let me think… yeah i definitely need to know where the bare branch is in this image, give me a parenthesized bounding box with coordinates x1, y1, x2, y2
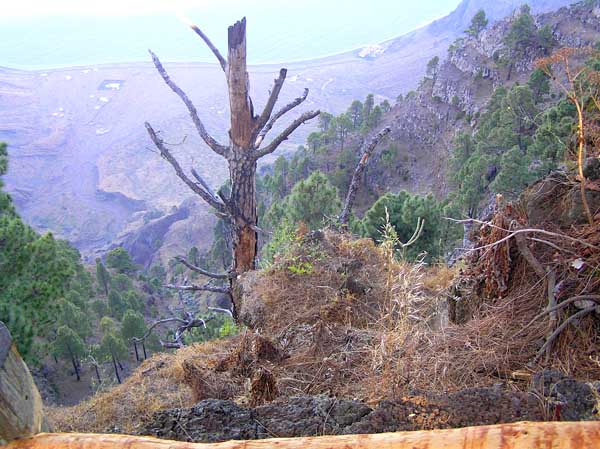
(148, 50, 229, 157)
(255, 110, 321, 159)
(145, 123, 227, 213)
(208, 306, 234, 318)
(190, 168, 222, 205)
(444, 217, 600, 251)
(175, 256, 233, 279)
(164, 282, 230, 294)
(340, 127, 391, 225)
(253, 68, 287, 139)
(515, 295, 600, 337)
(255, 88, 310, 148)
(132, 317, 187, 343)
(187, 24, 227, 71)
(533, 305, 596, 362)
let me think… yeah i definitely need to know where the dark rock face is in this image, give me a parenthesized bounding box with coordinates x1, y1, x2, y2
(143, 397, 372, 442)
(142, 373, 598, 444)
(146, 400, 257, 443)
(532, 370, 600, 421)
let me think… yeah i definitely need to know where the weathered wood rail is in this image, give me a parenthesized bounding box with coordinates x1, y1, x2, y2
(0, 323, 47, 445)
(4, 422, 600, 449)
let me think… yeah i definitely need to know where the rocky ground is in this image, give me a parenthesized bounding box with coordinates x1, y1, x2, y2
(142, 371, 599, 443)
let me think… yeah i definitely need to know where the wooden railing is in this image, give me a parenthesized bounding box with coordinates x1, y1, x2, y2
(4, 422, 600, 449)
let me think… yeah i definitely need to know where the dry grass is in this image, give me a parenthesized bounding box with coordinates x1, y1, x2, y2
(50, 208, 599, 433)
(48, 340, 235, 433)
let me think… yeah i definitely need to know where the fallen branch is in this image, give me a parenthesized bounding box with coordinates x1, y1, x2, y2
(445, 218, 600, 251)
(208, 306, 234, 318)
(533, 305, 597, 362)
(516, 295, 600, 337)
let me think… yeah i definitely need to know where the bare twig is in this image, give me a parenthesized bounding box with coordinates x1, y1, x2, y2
(188, 23, 227, 71)
(208, 306, 234, 318)
(132, 317, 187, 344)
(516, 295, 600, 337)
(190, 168, 220, 204)
(148, 50, 229, 157)
(340, 127, 391, 225)
(445, 217, 600, 251)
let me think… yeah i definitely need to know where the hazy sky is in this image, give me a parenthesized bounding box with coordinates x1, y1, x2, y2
(0, 0, 460, 68)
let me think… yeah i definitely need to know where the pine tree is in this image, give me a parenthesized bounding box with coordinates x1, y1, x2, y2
(465, 9, 488, 37)
(95, 258, 111, 296)
(105, 247, 136, 274)
(108, 289, 127, 320)
(360, 191, 444, 261)
(57, 298, 91, 339)
(121, 309, 146, 362)
(265, 172, 341, 231)
(99, 331, 128, 384)
(347, 100, 364, 129)
(54, 325, 86, 381)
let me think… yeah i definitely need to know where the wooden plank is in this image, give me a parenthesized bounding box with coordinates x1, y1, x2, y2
(0, 322, 47, 444)
(4, 421, 600, 449)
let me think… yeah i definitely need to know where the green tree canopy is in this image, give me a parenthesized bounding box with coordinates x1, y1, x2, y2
(265, 171, 341, 231)
(95, 258, 111, 296)
(466, 9, 488, 37)
(121, 309, 146, 341)
(105, 247, 136, 274)
(53, 325, 86, 381)
(359, 191, 445, 261)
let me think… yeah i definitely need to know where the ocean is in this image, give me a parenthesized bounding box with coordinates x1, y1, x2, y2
(0, 0, 458, 70)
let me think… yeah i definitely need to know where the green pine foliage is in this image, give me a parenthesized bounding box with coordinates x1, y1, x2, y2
(264, 171, 341, 231)
(449, 75, 576, 216)
(105, 247, 136, 274)
(359, 191, 445, 261)
(465, 9, 488, 37)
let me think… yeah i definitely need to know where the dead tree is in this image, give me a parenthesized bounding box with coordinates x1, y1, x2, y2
(145, 18, 319, 317)
(339, 127, 391, 225)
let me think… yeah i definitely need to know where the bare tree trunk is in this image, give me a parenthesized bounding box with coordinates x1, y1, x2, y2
(133, 342, 140, 362)
(340, 127, 391, 225)
(111, 353, 121, 384)
(93, 364, 101, 383)
(66, 344, 80, 382)
(146, 17, 319, 324)
(142, 342, 147, 360)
